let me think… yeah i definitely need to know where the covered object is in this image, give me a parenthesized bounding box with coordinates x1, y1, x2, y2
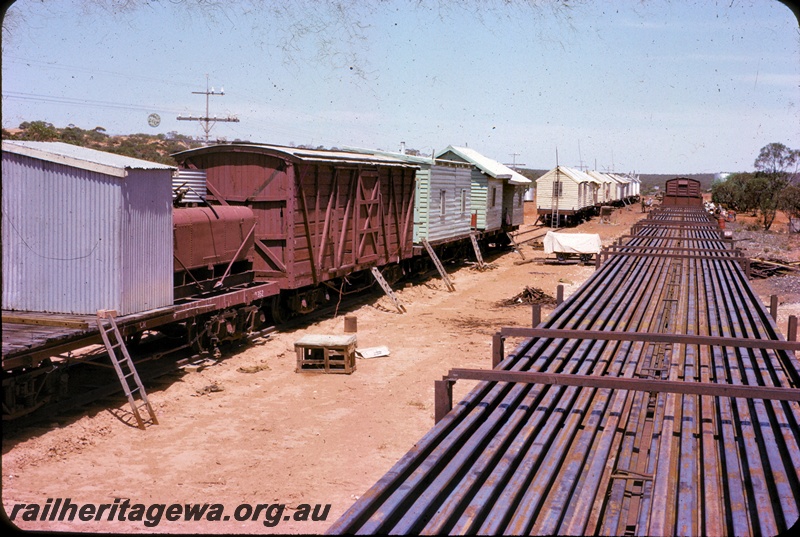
(172, 143, 418, 289)
(543, 231, 602, 255)
(2, 141, 175, 315)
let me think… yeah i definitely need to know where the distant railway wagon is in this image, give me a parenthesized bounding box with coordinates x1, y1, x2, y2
(435, 146, 530, 236)
(662, 177, 703, 206)
(172, 143, 418, 317)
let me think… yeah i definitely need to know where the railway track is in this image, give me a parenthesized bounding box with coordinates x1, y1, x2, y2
(328, 206, 800, 536)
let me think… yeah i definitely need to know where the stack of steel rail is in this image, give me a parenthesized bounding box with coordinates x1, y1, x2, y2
(328, 206, 800, 536)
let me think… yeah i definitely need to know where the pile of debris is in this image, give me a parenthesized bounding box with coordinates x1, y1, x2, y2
(749, 258, 800, 279)
(497, 286, 557, 307)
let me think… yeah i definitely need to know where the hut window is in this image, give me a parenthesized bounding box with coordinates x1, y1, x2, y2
(554, 180, 563, 198)
(440, 190, 446, 216)
(461, 189, 467, 215)
(491, 186, 497, 207)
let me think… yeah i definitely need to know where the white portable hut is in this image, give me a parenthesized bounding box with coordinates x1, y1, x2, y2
(587, 170, 619, 205)
(607, 173, 631, 202)
(535, 166, 600, 220)
(435, 146, 531, 231)
(2, 141, 175, 315)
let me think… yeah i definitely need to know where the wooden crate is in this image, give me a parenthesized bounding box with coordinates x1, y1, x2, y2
(295, 334, 357, 374)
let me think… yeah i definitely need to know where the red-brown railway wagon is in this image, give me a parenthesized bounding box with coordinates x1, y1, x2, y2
(173, 144, 418, 292)
(662, 177, 703, 206)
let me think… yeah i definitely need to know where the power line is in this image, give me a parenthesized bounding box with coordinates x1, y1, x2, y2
(3, 91, 185, 115)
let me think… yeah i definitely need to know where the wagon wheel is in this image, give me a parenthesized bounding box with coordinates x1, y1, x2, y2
(270, 295, 288, 325)
(124, 331, 143, 348)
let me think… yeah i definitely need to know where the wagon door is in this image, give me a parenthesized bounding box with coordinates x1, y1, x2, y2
(355, 170, 382, 264)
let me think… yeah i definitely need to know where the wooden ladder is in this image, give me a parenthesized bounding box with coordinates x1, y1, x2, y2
(551, 169, 561, 229)
(96, 310, 158, 429)
(506, 232, 525, 260)
(421, 239, 455, 292)
(370, 267, 407, 313)
(469, 232, 486, 268)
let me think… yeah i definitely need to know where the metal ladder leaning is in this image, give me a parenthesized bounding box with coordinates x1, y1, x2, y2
(421, 239, 456, 291)
(469, 232, 487, 269)
(96, 310, 158, 429)
(370, 267, 407, 313)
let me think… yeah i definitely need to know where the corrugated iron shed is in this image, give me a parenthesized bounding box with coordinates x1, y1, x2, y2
(2, 141, 175, 315)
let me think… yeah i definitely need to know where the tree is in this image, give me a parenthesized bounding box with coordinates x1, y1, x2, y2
(18, 120, 59, 141)
(754, 142, 800, 178)
(747, 142, 799, 230)
(749, 173, 787, 231)
(779, 184, 800, 232)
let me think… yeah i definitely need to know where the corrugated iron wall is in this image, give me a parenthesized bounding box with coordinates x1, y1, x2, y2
(120, 171, 174, 313)
(328, 206, 800, 536)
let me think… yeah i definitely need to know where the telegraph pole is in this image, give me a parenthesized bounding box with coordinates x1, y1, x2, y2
(177, 74, 239, 144)
(504, 153, 525, 170)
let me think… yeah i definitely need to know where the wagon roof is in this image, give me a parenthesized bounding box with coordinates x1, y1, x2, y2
(172, 143, 419, 169)
(435, 145, 531, 185)
(340, 146, 473, 168)
(2, 140, 175, 178)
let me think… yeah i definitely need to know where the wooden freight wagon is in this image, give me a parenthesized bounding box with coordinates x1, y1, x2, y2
(173, 144, 418, 313)
(662, 177, 703, 206)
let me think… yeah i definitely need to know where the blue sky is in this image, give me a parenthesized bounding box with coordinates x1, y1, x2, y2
(2, 0, 798, 173)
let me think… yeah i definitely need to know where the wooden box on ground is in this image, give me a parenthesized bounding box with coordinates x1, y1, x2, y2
(295, 334, 357, 374)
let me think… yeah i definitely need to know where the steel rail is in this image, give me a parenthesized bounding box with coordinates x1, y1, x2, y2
(328, 206, 800, 536)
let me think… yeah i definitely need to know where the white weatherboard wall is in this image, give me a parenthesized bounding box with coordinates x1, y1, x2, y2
(414, 164, 472, 243)
(536, 167, 582, 214)
(2, 144, 173, 315)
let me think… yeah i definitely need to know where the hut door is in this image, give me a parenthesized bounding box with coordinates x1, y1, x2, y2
(356, 171, 380, 263)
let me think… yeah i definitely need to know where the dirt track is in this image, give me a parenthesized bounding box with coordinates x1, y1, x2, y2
(3, 203, 798, 534)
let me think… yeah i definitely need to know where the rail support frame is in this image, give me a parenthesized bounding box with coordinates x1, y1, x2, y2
(556, 284, 565, 305)
(434, 377, 454, 424)
(492, 332, 505, 368)
(532, 304, 541, 327)
(789, 315, 798, 342)
(770, 295, 779, 321)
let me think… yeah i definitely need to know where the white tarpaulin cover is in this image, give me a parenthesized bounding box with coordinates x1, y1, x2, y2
(544, 231, 602, 254)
